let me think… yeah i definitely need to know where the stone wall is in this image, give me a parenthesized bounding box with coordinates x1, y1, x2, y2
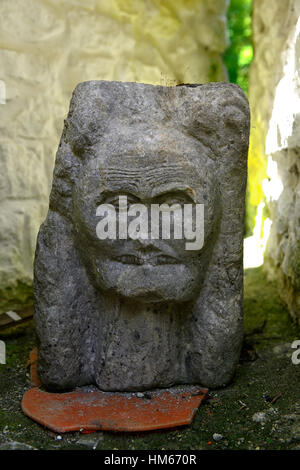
(249, 0, 300, 323)
(0, 0, 229, 313)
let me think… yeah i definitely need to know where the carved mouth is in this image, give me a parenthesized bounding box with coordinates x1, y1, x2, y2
(115, 255, 144, 265)
(114, 254, 179, 265)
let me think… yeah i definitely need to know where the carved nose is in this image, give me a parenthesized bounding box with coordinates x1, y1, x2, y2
(135, 238, 160, 253)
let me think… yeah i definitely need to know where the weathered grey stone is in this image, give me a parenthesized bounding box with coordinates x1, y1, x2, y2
(34, 80, 249, 392)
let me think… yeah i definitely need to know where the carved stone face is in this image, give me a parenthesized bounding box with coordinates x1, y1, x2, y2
(72, 129, 218, 303)
(34, 81, 250, 392)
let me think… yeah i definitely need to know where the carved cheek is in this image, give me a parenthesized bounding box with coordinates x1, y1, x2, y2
(72, 191, 100, 240)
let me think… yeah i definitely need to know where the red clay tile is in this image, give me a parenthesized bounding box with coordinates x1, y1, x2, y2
(23, 348, 208, 433)
(27, 347, 42, 387)
(21, 386, 208, 433)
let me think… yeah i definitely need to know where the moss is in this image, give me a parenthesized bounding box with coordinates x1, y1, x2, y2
(290, 242, 300, 291)
(0, 281, 33, 316)
(244, 267, 299, 347)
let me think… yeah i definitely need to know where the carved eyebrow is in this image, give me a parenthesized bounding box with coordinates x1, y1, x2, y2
(97, 190, 140, 203)
(97, 188, 196, 205)
(151, 185, 196, 202)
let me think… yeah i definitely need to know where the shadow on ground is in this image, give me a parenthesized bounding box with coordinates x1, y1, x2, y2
(0, 267, 299, 450)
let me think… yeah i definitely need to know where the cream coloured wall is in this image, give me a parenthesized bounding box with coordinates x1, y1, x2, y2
(249, 0, 300, 323)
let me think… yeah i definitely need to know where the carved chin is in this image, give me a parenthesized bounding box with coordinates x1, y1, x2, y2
(92, 259, 203, 303)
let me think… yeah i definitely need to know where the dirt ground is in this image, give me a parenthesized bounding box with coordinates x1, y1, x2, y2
(0, 267, 299, 451)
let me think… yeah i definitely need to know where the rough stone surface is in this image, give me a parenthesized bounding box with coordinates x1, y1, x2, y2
(34, 80, 249, 392)
(0, 0, 229, 314)
(249, 0, 300, 323)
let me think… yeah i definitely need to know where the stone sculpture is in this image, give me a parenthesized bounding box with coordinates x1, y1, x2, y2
(34, 81, 250, 392)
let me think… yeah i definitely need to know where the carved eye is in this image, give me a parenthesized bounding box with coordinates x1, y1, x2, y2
(163, 197, 185, 206)
(98, 193, 139, 211)
(155, 192, 193, 206)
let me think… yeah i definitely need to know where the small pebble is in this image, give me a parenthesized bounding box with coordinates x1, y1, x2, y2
(213, 433, 223, 441)
(252, 412, 266, 424)
(0, 442, 37, 450)
(76, 433, 103, 449)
